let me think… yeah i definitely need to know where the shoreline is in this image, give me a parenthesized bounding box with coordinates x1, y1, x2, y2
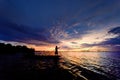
(30, 55, 115, 80)
(0, 54, 117, 80)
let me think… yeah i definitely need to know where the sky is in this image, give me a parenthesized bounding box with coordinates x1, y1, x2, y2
(0, 0, 120, 51)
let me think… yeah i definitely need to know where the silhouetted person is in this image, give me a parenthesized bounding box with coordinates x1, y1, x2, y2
(55, 46, 59, 55)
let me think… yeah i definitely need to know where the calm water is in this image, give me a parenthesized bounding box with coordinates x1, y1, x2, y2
(60, 51, 120, 80)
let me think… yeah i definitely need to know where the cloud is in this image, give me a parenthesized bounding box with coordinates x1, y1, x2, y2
(108, 27, 120, 35)
(104, 27, 120, 45)
(0, 0, 120, 51)
(81, 26, 120, 51)
(71, 42, 78, 44)
(0, 19, 60, 45)
(101, 37, 120, 51)
(102, 37, 120, 45)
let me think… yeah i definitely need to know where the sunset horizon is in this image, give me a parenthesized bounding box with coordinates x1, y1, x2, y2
(0, 0, 120, 80)
(0, 0, 120, 52)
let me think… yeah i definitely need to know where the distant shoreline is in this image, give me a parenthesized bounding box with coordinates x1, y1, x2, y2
(35, 50, 120, 52)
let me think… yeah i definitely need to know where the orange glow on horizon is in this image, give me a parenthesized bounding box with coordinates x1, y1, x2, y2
(27, 44, 109, 52)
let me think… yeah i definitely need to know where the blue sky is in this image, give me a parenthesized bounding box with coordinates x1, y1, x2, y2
(0, 0, 120, 51)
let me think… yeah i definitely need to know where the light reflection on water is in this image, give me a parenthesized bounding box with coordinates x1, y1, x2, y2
(60, 51, 120, 79)
(1, 51, 119, 80)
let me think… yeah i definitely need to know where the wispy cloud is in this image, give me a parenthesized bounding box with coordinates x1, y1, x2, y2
(0, 0, 120, 51)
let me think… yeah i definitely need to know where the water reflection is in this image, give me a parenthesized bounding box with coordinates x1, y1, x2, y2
(60, 52, 101, 68)
(1, 51, 120, 80)
(60, 51, 120, 79)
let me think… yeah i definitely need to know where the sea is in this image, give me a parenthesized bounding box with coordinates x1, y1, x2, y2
(59, 51, 120, 80)
(0, 51, 120, 80)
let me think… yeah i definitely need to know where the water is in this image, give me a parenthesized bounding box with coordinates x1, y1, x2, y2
(0, 51, 120, 80)
(60, 51, 120, 80)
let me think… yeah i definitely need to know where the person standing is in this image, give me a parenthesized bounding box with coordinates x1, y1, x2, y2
(55, 46, 59, 55)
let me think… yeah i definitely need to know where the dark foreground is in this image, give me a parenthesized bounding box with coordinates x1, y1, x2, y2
(0, 54, 75, 80)
(0, 54, 115, 80)
(1, 64, 74, 80)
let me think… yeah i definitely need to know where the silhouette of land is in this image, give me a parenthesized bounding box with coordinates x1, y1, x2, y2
(0, 43, 115, 80)
(0, 43, 35, 57)
(0, 43, 75, 80)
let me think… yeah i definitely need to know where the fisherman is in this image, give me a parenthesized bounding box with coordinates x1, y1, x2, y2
(55, 46, 59, 55)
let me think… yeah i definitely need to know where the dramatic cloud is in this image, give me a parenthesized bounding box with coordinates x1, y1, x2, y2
(81, 27, 120, 51)
(0, 19, 59, 45)
(108, 27, 120, 35)
(102, 27, 120, 51)
(0, 0, 120, 51)
(104, 27, 120, 45)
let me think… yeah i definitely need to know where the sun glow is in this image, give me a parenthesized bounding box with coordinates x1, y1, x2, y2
(3, 28, 116, 52)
